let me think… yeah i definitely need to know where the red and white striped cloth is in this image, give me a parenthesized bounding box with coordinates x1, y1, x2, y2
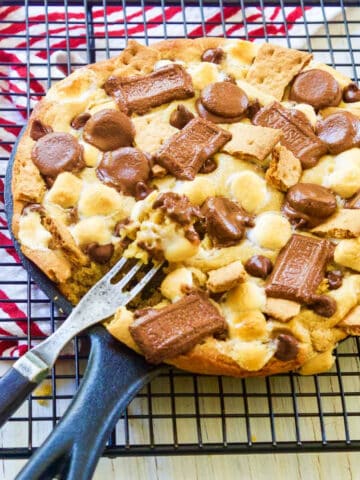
(0, 4, 347, 357)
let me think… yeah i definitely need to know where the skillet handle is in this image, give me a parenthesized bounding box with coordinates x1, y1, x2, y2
(16, 325, 162, 480)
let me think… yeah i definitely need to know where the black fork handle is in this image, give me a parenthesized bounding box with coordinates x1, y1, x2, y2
(16, 325, 162, 480)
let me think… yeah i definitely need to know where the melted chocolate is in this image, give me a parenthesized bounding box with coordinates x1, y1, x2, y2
(316, 111, 360, 155)
(245, 255, 273, 279)
(253, 102, 327, 169)
(199, 157, 217, 174)
(85, 243, 114, 264)
(282, 183, 337, 228)
(129, 291, 227, 364)
(289, 69, 342, 110)
(104, 64, 194, 115)
(97, 147, 151, 198)
(83, 109, 135, 152)
(155, 117, 231, 180)
(153, 192, 201, 226)
(201, 48, 225, 64)
(308, 294, 337, 317)
(32, 132, 85, 177)
(201, 196, 253, 248)
(169, 104, 194, 129)
(326, 270, 343, 290)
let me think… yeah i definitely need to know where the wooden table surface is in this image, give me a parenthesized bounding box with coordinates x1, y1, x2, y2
(2, 452, 360, 479)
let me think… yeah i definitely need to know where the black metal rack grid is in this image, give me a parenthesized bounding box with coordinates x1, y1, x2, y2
(1, 0, 360, 459)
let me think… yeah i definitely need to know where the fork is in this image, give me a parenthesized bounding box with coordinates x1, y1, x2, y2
(0, 257, 162, 427)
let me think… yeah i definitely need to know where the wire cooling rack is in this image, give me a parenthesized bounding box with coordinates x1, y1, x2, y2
(1, 0, 360, 459)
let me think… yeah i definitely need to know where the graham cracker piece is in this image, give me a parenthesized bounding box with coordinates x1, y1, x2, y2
(207, 261, 247, 293)
(338, 305, 360, 336)
(263, 297, 301, 322)
(266, 145, 302, 192)
(223, 123, 281, 166)
(311, 209, 360, 239)
(245, 43, 312, 100)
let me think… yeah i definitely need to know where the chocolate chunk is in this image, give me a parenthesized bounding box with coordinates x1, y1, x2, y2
(245, 255, 273, 279)
(104, 64, 194, 115)
(31, 132, 85, 178)
(246, 99, 261, 120)
(199, 157, 217, 174)
(253, 102, 327, 169)
(308, 294, 337, 317)
(83, 109, 135, 152)
(201, 196, 253, 248)
(316, 111, 360, 155)
(266, 234, 333, 304)
(326, 270, 343, 290)
(155, 117, 231, 180)
(30, 120, 53, 141)
(200, 82, 249, 118)
(201, 47, 225, 64)
(85, 243, 114, 264)
(289, 69, 342, 110)
(153, 192, 201, 226)
(345, 191, 360, 209)
(196, 99, 244, 124)
(343, 83, 360, 103)
(71, 112, 91, 130)
(282, 183, 337, 228)
(97, 147, 151, 198)
(129, 291, 227, 364)
(274, 334, 299, 361)
(169, 104, 194, 129)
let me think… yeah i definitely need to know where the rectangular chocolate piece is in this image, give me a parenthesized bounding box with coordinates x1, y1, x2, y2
(129, 291, 227, 364)
(105, 64, 194, 115)
(156, 117, 232, 180)
(253, 102, 327, 169)
(266, 234, 333, 303)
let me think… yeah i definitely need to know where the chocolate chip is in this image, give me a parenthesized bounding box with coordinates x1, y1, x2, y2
(31, 132, 85, 178)
(245, 255, 273, 279)
(246, 99, 261, 120)
(282, 183, 337, 228)
(309, 294, 337, 317)
(153, 192, 201, 226)
(343, 83, 360, 103)
(201, 48, 225, 64)
(199, 157, 217, 174)
(169, 104, 194, 129)
(30, 120, 53, 141)
(85, 243, 114, 264)
(71, 112, 91, 130)
(274, 334, 299, 361)
(316, 111, 360, 155)
(289, 69, 342, 110)
(201, 196, 252, 248)
(97, 147, 150, 198)
(83, 109, 135, 152)
(200, 82, 249, 118)
(326, 270, 343, 290)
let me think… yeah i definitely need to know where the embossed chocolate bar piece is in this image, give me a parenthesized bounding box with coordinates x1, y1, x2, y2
(155, 117, 232, 180)
(253, 102, 327, 169)
(104, 64, 194, 115)
(266, 234, 333, 303)
(129, 291, 227, 364)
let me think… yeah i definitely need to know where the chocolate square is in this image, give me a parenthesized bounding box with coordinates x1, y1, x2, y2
(155, 117, 232, 180)
(129, 291, 227, 364)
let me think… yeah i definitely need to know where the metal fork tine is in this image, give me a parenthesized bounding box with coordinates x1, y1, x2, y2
(102, 257, 129, 283)
(125, 263, 163, 304)
(114, 260, 144, 289)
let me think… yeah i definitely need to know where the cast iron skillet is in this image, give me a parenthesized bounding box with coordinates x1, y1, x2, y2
(4, 128, 164, 480)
